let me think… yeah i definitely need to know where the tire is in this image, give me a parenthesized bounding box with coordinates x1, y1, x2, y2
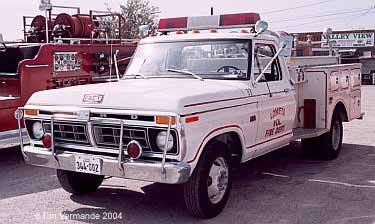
(183, 142, 232, 218)
(56, 169, 104, 195)
(317, 113, 343, 160)
(302, 113, 343, 160)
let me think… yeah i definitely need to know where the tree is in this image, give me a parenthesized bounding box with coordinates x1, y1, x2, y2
(119, 0, 160, 39)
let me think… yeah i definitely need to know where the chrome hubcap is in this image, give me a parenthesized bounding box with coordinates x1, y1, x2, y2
(207, 157, 229, 204)
(332, 121, 341, 150)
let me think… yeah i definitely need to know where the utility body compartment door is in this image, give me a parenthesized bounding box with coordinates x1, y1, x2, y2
(349, 67, 362, 120)
(295, 63, 362, 131)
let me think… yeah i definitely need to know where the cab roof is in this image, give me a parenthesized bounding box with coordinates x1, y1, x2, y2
(140, 32, 279, 45)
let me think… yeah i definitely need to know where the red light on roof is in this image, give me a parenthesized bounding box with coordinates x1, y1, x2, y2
(158, 17, 188, 31)
(220, 13, 260, 27)
(158, 12, 261, 32)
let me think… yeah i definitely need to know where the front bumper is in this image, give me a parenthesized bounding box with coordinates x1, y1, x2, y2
(23, 146, 191, 184)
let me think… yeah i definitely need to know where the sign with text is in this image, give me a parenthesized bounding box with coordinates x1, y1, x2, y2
(321, 32, 375, 48)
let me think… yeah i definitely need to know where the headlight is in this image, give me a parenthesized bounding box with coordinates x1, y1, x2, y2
(156, 131, 174, 152)
(32, 121, 44, 140)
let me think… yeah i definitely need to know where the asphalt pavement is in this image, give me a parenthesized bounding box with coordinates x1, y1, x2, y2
(0, 86, 375, 224)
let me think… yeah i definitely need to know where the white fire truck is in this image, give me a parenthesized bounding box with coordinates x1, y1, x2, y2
(16, 13, 363, 218)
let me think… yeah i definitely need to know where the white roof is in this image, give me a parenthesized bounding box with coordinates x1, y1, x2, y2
(140, 32, 278, 44)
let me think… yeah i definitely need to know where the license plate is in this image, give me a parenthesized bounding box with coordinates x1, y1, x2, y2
(75, 156, 102, 175)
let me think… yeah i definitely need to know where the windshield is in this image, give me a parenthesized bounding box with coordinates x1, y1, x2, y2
(124, 40, 250, 80)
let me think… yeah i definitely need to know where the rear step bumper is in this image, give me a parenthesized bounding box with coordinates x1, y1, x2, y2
(292, 128, 329, 140)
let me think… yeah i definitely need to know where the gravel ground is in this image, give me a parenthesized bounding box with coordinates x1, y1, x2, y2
(0, 86, 374, 224)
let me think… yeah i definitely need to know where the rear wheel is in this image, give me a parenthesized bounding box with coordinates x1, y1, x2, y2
(183, 142, 232, 218)
(57, 170, 104, 195)
(318, 114, 343, 160)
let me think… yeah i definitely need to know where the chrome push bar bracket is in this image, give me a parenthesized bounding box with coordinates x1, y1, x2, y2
(15, 109, 28, 162)
(50, 116, 59, 165)
(161, 116, 172, 176)
(118, 120, 125, 175)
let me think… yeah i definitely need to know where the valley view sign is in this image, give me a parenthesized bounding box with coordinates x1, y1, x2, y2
(322, 32, 374, 48)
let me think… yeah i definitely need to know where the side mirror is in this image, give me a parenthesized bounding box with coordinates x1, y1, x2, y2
(254, 20, 269, 35)
(139, 25, 151, 38)
(278, 35, 294, 57)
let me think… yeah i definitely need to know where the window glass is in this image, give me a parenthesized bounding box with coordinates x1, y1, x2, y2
(253, 44, 282, 82)
(125, 40, 250, 80)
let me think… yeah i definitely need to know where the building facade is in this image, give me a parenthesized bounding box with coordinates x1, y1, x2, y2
(293, 29, 375, 84)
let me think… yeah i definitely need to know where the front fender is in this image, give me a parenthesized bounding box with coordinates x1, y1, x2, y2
(185, 125, 246, 172)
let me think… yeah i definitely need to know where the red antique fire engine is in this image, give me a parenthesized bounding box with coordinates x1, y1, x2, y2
(0, 5, 137, 147)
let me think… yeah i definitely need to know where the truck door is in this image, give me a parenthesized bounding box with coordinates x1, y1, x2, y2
(251, 42, 295, 157)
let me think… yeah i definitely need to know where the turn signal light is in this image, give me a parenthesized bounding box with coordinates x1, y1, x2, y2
(25, 109, 39, 116)
(175, 31, 184, 34)
(156, 116, 176, 125)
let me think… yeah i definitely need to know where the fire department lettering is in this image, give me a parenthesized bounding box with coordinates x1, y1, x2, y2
(265, 119, 286, 137)
(83, 94, 104, 104)
(270, 107, 286, 120)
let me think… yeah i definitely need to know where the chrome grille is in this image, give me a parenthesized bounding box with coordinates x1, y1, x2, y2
(43, 122, 89, 144)
(93, 125, 150, 150)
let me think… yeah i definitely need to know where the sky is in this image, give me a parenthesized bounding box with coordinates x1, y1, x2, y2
(0, 0, 374, 41)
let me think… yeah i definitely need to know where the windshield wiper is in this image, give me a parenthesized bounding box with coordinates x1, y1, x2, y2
(125, 73, 149, 79)
(167, 69, 204, 81)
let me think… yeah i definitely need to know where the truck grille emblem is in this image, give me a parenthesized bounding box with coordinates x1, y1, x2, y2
(83, 94, 104, 104)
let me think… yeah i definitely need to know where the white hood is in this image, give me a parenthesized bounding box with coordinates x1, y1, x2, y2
(27, 78, 246, 114)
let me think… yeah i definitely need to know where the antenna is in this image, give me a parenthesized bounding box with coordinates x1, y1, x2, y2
(39, 0, 52, 43)
(211, 7, 214, 16)
(114, 50, 120, 82)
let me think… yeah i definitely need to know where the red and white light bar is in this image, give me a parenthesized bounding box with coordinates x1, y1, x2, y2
(158, 12, 261, 32)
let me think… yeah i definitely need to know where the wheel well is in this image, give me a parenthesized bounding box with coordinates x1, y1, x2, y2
(334, 101, 349, 122)
(206, 132, 243, 165)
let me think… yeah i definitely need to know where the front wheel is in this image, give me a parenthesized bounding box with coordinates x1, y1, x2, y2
(183, 142, 232, 218)
(57, 170, 104, 195)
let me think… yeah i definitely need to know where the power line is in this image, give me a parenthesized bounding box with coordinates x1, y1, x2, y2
(261, 0, 336, 15)
(268, 8, 369, 24)
(273, 10, 375, 30)
(350, 7, 374, 22)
